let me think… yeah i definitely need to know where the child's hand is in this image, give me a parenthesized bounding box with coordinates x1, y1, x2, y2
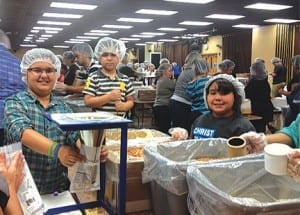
(240, 131, 266, 153)
(110, 89, 121, 101)
(100, 145, 109, 163)
(169, 127, 188, 140)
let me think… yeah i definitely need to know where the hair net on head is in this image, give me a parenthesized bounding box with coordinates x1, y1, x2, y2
(63, 51, 75, 62)
(203, 74, 245, 107)
(219, 59, 235, 70)
(192, 59, 209, 75)
(20, 48, 61, 84)
(72, 42, 93, 58)
(94, 37, 126, 60)
(159, 58, 170, 64)
(271, 57, 281, 64)
(292, 55, 300, 69)
(250, 61, 267, 80)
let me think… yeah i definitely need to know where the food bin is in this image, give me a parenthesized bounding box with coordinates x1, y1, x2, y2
(186, 159, 300, 215)
(142, 139, 263, 215)
(105, 128, 170, 213)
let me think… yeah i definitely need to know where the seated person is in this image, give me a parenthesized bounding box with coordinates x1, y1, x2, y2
(4, 48, 108, 195)
(171, 74, 255, 140)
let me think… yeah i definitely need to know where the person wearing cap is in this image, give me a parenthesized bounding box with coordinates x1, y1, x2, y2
(169, 51, 202, 133)
(153, 63, 175, 133)
(62, 51, 80, 86)
(245, 61, 273, 133)
(186, 59, 210, 123)
(0, 29, 25, 145)
(4, 48, 108, 194)
(279, 55, 300, 126)
(83, 37, 135, 115)
(55, 43, 101, 96)
(270, 57, 286, 98)
(217, 59, 236, 77)
(171, 74, 255, 140)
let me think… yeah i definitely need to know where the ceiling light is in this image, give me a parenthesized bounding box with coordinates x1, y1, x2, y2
(145, 41, 157, 44)
(181, 36, 195, 39)
(233, 24, 259, 28)
(245, 3, 292, 11)
(140, 32, 166, 36)
(64, 40, 84, 44)
(70, 38, 91, 42)
(50, 2, 98, 10)
(158, 39, 178, 42)
(90, 30, 118, 33)
(20, 44, 37, 47)
(264, 18, 300, 24)
(24, 39, 31, 42)
(53, 45, 69, 48)
(157, 27, 186, 31)
(36, 40, 46, 43)
(33, 27, 63, 31)
(164, 0, 214, 4)
(102, 24, 133, 29)
(206, 14, 245, 20)
(179, 21, 213, 26)
(117, 18, 153, 23)
(135, 43, 146, 46)
(136, 9, 178, 15)
(172, 36, 181, 39)
(41, 34, 53, 37)
(131, 34, 154, 38)
(31, 30, 39, 33)
(39, 37, 49, 40)
(43, 13, 83, 19)
(37, 21, 72, 26)
(192, 33, 209, 37)
(45, 31, 59, 34)
(119, 38, 140, 41)
(76, 36, 99, 39)
(84, 32, 110, 36)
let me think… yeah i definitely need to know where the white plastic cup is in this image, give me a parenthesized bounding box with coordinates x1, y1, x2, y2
(264, 143, 292, 175)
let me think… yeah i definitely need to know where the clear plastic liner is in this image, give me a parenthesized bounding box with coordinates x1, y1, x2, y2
(142, 138, 263, 196)
(186, 159, 300, 215)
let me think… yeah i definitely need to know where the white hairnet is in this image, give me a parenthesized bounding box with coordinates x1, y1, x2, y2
(204, 74, 245, 108)
(271, 57, 281, 64)
(94, 37, 126, 60)
(72, 43, 93, 58)
(20, 48, 61, 84)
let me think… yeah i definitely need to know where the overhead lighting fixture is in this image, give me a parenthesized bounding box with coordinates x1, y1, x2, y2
(37, 21, 72, 26)
(131, 34, 154, 38)
(50, 2, 98, 10)
(84, 32, 110, 36)
(158, 39, 178, 42)
(33, 26, 63, 31)
(43, 13, 83, 19)
(45, 30, 59, 34)
(264, 18, 300, 24)
(157, 27, 186, 31)
(76, 36, 99, 39)
(233, 24, 259, 28)
(54, 45, 69, 48)
(192, 33, 209, 37)
(164, 0, 214, 4)
(64, 40, 84, 44)
(31, 30, 40, 33)
(140, 32, 166, 36)
(136, 9, 178, 15)
(179, 21, 213, 26)
(206, 14, 245, 20)
(245, 3, 292, 11)
(135, 43, 146, 46)
(70, 38, 91, 42)
(117, 17, 153, 23)
(90, 30, 118, 33)
(20, 44, 37, 47)
(119, 38, 140, 41)
(36, 40, 46, 43)
(102, 24, 133, 29)
(145, 41, 157, 44)
(53, 45, 70, 48)
(41, 34, 53, 37)
(181, 36, 195, 39)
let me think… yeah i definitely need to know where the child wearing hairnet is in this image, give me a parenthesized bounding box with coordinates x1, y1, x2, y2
(4, 48, 108, 195)
(186, 59, 210, 123)
(83, 37, 135, 115)
(171, 74, 255, 140)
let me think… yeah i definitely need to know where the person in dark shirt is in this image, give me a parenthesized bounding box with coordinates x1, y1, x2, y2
(118, 53, 136, 80)
(270, 57, 287, 98)
(62, 51, 80, 86)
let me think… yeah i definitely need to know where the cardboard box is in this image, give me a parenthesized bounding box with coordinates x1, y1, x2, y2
(105, 158, 152, 213)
